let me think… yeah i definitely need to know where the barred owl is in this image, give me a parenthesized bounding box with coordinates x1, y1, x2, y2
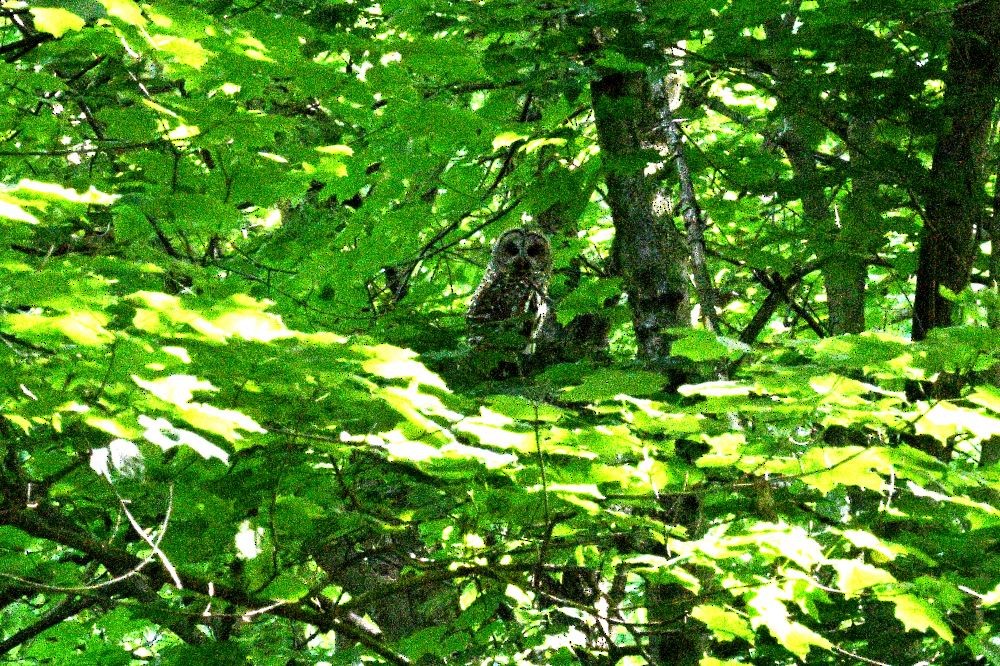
(467, 228, 555, 369)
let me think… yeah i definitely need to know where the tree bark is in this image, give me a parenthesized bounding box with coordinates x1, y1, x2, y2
(825, 117, 878, 334)
(765, 9, 872, 336)
(591, 71, 691, 365)
(658, 95, 721, 333)
(913, 0, 1000, 340)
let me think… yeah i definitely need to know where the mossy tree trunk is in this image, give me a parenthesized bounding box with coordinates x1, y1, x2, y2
(913, 0, 1000, 340)
(591, 71, 691, 366)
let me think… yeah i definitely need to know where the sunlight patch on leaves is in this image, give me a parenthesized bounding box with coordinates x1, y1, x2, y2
(212, 300, 295, 341)
(316, 145, 354, 155)
(763, 446, 890, 493)
(133, 374, 216, 404)
(974, 581, 1000, 606)
(455, 408, 536, 452)
(913, 401, 1000, 444)
(29, 8, 85, 37)
(138, 415, 229, 464)
(968, 386, 1000, 413)
(85, 417, 140, 439)
(441, 442, 517, 469)
(5, 310, 114, 346)
(678, 380, 761, 397)
(839, 529, 908, 562)
(4, 414, 32, 434)
(11, 180, 118, 205)
(492, 132, 528, 150)
(876, 591, 954, 642)
(376, 385, 457, 447)
(618, 396, 705, 435)
(235, 521, 263, 559)
(375, 429, 441, 462)
(906, 481, 1000, 515)
(148, 35, 209, 69)
(747, 583, 832, 659)
(827, 559, 896, 598)
(627, 555, 701, 593)
(0, 199, 38, 224)
(810, 373, 905, 406)
(699, 658, 747, 666)
(676, 523, 826, 570)
(691, 604, 754, 643)
(177, 403, 265, 444)
(361, 344, 448, 390)
(99, 0, 146, 26)
(536, 483, 605, 499)
(133, 374, 265, 442)
(697, 432, 747, 467)
(130, 292, 307, 343)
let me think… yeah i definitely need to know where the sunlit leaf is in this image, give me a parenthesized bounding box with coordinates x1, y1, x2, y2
(828, 559, 896, 597)
(133, 374, 216, 405)
(877, 592, 954, 642)
(492, 132, 527, 150)
(138, 415, 229, 464)
(98, 0, 146, 25)
(29, 8, 85, 37)
(691, 604, 754, 643)
(748, 583, 832, 659)
(148, 34, 209, 69)
(361, 344, 448, 390)
(0, 199, 39, 224)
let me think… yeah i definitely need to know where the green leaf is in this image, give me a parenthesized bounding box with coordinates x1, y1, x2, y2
(748, 583, 832, 659)
(98, 0, 146, 26)
(556, 278, 622, 325)
(486, 395, 565, 422)
(691, 604, 755, 643)
(561, 369, 665, 402)
(4, 310, 114, 346)
(148, 34, 210, 69)
(262, 573, 310, 602)
(29, 7, 86, 37)
(828, 559, 896, 597)
(670, 329, 738, 362)
(877, 592, 954, 642)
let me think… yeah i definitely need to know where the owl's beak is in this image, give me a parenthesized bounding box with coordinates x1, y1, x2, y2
(511, 256, 532, 272)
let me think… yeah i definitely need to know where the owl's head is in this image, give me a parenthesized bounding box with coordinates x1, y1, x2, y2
(492, 228, 552, 276)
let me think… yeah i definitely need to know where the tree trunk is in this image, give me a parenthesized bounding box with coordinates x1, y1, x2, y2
(591, 70, 707, 666)
(773, 80, 868, 335)
(913, 0, 1000, 340)
(824, 117, 878, 335)
(591, 72, 691, 365)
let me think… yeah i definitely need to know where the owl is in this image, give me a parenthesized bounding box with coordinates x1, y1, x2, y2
(467, 228, 555, 370)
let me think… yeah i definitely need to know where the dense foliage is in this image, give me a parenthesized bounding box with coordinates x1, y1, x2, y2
(4, 0, 1000, 664)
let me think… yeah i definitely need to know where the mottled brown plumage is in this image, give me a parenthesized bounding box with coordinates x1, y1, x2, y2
(467, 229, 555, 367)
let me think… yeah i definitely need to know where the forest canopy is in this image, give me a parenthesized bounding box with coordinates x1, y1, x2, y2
(3, 0, 1000, 664)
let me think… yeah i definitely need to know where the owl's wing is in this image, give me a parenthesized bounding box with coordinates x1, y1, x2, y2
(466, 277, 507, 324)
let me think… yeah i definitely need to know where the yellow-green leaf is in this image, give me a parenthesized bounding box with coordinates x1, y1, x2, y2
(691, 604, 754, 643)
(30, 7, 86, 37)
(148, 34, 209, 69)
(878, 592, 954, 642)
(828, 559, 896, 597)
(98, 0, 146, 25)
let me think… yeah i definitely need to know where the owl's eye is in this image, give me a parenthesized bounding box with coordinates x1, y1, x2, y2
(503, 241, 520, 255)
(526, 242, 546, 258)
